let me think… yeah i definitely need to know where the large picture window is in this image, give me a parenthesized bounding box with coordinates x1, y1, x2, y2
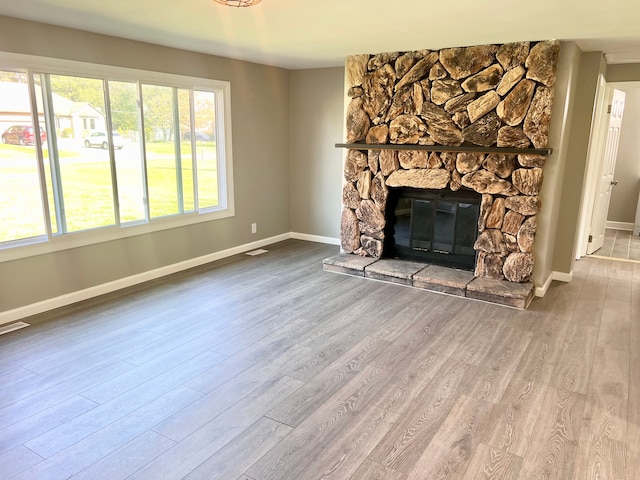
(0, 54, 233, 256)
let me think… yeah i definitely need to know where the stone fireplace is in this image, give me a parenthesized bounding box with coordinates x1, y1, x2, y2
(338, 40, 559, 286)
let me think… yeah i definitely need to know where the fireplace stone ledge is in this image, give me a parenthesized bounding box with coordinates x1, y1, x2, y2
(322, 254, 377, 276)
(365, 258, 428, 286)
(323, 253, 535, 309)
(414, 265, 476, 296)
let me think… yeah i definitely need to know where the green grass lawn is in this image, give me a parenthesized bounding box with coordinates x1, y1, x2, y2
(0, 141, 218, 243)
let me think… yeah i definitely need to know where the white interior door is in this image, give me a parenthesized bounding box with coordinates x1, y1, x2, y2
(587, 89, 626, 254)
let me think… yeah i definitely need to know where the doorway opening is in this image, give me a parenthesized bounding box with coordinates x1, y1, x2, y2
(577, 78, 640, 262)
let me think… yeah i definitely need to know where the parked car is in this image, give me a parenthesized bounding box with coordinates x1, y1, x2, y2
(83, 131, 124, 150)
(182, 131, 211, 142)
(1, 125, 47, 146)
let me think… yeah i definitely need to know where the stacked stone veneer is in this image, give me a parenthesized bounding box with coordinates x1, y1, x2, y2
(341, 41, 560, 283)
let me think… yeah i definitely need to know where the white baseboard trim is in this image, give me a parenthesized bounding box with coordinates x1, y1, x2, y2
(535, 270, 573, 297)
(606, 221, 634, 231)
(0, 232, 293, 326)
(291, 232, 340, 245)
(535, 274, 553, 297)
(552, 270, 573, 283)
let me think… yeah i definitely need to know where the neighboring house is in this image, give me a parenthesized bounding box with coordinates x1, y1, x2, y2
(0, 81, 105, 139)
(0, 81, 43, 128)
(52, 99, 106, 140)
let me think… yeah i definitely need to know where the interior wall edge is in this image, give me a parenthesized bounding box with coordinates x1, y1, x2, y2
(534, 272, 554, 297)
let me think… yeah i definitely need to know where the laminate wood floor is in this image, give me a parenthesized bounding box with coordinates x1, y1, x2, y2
(1, 239, 638, 479)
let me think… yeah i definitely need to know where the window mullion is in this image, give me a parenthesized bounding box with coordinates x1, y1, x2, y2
(214, 90, 227, 209)
(189, 89, 199, 211)
(137, 82, 151, 222)
(173, 88, 184, 214)
(42, 74, 67, 234)
(27, 71, 53, 239)
(103, 79, 121, 226)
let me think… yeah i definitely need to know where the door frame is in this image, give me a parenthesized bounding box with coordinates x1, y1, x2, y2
(575, 79, 640, 259)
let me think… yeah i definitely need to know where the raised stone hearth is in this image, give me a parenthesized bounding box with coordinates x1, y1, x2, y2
(323, 254, 535, 309)
(341, 40, 560, 289)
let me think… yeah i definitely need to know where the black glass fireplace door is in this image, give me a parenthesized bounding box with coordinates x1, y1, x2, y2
(385, 189, 480, 270)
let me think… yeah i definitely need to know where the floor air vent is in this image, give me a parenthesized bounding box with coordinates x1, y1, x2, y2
(0, 322, 30, 336)
(245, 249, 269, 256)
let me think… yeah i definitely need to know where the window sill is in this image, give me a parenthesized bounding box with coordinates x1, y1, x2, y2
(0, 207, 234, 263)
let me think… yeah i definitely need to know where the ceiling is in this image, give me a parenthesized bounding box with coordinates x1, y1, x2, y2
(1, 0, 640, 69)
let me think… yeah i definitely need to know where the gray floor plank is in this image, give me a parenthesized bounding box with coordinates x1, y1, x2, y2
(549, 323, 598, 395)
(448, 315, 505, 366)
(0, 395, 98, 456)
(405, 395, 494, 479)
(368, 347, 450, 416)
(0, 446, 43, 479)
(153, 343, 309, 442)
(631, 279, 640, 379)
(182, 417, 292, 480)
(70, 430, 175, 480)
(586, 347, 629, 441)
(0, 335, 80, 377)
(0, 367, 36, 390)
(597, 297, 631, 351)
(369, 296, 466, 372)
(183, 321, 314, 394)
(349, 459, 407, 480)
(0, 359, 132, 430)
(117, 321, 242, 367)
(463, 327, 533, 404)
(481, 379, 547, 457)
(21, 330, 162, 375)
(625, 374, 640, 480)
(293, 403, 400, 480)
(266, 335, 389, 428)
(245, 366, 390, 480)
(81, 341, 227, 404)
(14, 386, 201, 480)
(518, 386, 586, 480)
(571, 276, 606, 327)
(368, 358, 478, 474)
(461, 442, 523, 480)
(23, 350, 219, 458)
(132, 375, 303, 480)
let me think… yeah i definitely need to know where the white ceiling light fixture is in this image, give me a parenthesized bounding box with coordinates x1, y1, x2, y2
(213, 0, 262, 6)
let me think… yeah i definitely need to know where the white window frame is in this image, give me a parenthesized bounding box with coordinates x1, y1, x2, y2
(0, 52, 235, 262)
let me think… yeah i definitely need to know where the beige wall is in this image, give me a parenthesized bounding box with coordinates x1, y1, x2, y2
(290, 68, 344, 238)
(532, 42, 582, 286)
(550, 51, 607, 276)
(607, 63, 640, 82)
(608, 88, 640, 224)
(0, 16, 291, 312)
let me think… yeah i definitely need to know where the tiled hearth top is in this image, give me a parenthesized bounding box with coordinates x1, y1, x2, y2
(323, 254, 535, 309)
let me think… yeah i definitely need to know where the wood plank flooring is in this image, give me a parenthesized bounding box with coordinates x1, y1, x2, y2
(0, 239, 638, 479)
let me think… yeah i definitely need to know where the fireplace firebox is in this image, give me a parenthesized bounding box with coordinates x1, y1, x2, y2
(384, 188, 481, 270)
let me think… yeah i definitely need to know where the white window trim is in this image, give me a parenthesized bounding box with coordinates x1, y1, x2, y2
(0, 52, 235, 263)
